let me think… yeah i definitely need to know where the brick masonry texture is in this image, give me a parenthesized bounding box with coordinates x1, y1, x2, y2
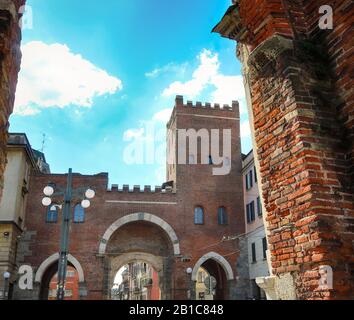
(14, 99, 246, 300)
(219, 0, 353, 300)
(0, 0, 25, 199)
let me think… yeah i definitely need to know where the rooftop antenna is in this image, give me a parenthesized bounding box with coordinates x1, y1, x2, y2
(41, 133, 46, 153)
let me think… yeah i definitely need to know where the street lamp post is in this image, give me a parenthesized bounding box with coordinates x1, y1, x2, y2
(42, 168, 95, 301)
(2, 271, 10, 300)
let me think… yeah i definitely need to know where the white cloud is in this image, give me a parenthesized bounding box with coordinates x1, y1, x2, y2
(14, 41, 123, 115)
(162, 49, 246, 111)
(153, 108, 173, 123)
(145, 62, 187, 78)
(240, 120, 251, 138)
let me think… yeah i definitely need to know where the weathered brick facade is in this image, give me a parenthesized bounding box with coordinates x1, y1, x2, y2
(214, 0, 353, 300)
(14, 97, 247, 300)
(0, 0, 25, 199)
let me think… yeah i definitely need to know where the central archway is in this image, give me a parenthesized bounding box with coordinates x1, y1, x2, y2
(99, 213, 180, 256)
(99, 213, 180, 300)
(35, 253, 86, 300)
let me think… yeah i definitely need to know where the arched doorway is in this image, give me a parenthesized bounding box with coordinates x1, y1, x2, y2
(35, 253, 86, 300)
(100, 213, 180, 300)
(191, 252, 234, 300)
(38, 262, 80, 300)
(111, 261, 161, 300)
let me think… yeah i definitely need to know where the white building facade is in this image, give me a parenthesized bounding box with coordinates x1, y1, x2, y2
(242, 150, 270, 300)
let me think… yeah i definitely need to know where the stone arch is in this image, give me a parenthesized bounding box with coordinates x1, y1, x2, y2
(99, 213, 180, 255)
(191, 252, 234, 281)
(35, 253, 85, 283)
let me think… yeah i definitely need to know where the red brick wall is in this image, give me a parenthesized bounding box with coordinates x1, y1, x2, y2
(233, 0, 353, 299)
(0, 0, 25, 199)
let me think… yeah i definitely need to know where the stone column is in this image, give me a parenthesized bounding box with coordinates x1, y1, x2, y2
(256, 276, 277, 300)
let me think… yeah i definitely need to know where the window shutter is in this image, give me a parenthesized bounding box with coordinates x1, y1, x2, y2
(218, 207, 228, 225)
(252, 243, 257, 263)
(74, 204, 85, 223)
(257, 197, 262, 216)
(46, 206, 58, 223)
(262, 238, 268, 259)
(251, 201, 255, 221)
(194, 207, 204, 225)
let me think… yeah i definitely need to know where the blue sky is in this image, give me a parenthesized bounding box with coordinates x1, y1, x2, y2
(10, 0, 252, 186)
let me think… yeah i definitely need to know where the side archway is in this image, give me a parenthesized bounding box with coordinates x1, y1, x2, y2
(35, 253, 85, 283)
(191, 252, 234, 281)
(99, 213, 180, 255)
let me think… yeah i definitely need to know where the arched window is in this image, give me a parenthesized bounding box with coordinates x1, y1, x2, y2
(218, 207, 228, 225)
(46, 205, 58, 223)
(73, 204, 85, 223)
(194, 207, 204, 225)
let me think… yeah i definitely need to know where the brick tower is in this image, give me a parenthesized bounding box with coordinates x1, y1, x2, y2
(166, 96, 248, 299)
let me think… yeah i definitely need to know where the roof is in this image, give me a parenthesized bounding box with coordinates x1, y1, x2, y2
(7, 133, 50, 174)
(242, 149, 255, 171)
(211, 2, 247, 42)
(211, 4, 238, 34)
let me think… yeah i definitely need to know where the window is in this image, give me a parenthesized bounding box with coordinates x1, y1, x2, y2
(254, 167, 258, 183)
(246, 170, 253, 190)
(73, 204, 85, 223)
(257, 197, 263, 216)
(246, 201, 255, 224)
(194, 207, 204, 225)
(251, 243, 257, 263)
(250, 201, 255, 221)
(262, 237, 268, 260)
(218, 207, 228, 225)
(46, 205, 58, 223)
(246, 204, 250, 223)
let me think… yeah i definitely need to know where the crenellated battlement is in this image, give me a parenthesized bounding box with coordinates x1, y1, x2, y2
(174, 95, 239, 113)
(107, 184, 175, 194)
